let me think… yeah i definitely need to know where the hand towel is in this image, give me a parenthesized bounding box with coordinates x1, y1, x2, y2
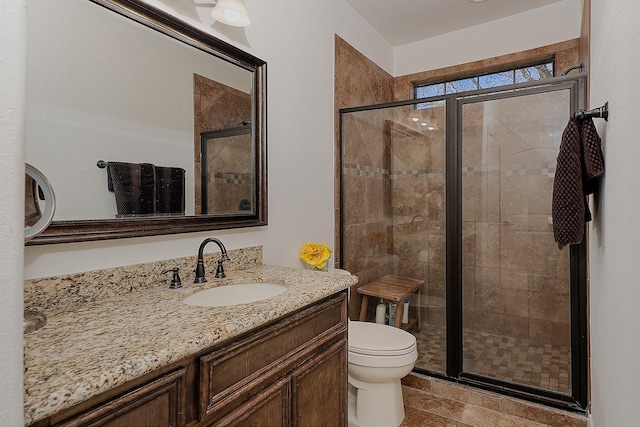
(552, 115, 605, 249)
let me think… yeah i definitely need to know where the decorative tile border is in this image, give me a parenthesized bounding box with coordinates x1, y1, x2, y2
(343, 163, 389, 179)
(212, 171, 252, 184)
(463, 161, 556, 177)
(345, 161, 556, 179)
(343, 162, 446, 181)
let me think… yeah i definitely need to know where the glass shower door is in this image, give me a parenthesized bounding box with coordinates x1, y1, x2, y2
(459, 88, 573, 394)
(340, 101, 448, 376)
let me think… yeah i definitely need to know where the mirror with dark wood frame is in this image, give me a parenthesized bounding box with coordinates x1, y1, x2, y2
(25, 0, 267, 245)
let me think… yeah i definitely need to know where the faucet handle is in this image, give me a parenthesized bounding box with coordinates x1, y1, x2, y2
(161, 267, 182, 289)
(214, 258, 227, 278)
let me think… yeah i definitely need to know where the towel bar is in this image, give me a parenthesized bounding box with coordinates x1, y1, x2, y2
(575, 102, 608, 121)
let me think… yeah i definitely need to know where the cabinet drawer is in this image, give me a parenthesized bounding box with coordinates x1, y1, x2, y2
(199, 293, 346, 421)
(54, 368, 186, 427)
(212, 377, 291, 427)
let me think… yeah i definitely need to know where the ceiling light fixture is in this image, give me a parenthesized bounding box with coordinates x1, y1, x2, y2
(468, 0, 488, 3)
(211, 0, 251, 27)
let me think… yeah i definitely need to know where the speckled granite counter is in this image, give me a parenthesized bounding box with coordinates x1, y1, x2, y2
(23, 252, 357, 425)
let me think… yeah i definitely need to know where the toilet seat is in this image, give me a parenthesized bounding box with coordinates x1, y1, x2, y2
(348, 321, 417, 367)
(349, 321, 416, 354)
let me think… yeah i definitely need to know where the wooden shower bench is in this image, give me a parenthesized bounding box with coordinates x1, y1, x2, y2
(357, 275, 423, 331)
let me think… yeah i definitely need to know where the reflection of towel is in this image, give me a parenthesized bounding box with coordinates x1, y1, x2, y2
(106, 162, 186, 216)
(107, 162, 156, 215)
(552, 116, 605, 249)
(156, 166, 185, 214)
(25, 174, 42, 226)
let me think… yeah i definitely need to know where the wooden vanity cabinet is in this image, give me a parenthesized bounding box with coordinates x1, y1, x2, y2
(35, 291, 347, 427)
(198, 291, 348, 426)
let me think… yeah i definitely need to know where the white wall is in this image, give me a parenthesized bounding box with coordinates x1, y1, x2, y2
(394, 0, 583, 77)
(588, 1, 640, 425)
(0, 0, 27, 424)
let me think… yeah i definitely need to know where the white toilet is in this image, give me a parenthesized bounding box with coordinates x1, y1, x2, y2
(348, 320, 418, 427)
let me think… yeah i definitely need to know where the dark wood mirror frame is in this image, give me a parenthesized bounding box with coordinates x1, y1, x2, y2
(27, 0, 267, 245)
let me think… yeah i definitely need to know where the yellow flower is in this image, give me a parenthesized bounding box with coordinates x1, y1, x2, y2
(299, 242, 332, 269)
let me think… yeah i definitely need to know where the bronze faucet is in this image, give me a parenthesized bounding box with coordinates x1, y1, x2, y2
(194, 237, 230, 283)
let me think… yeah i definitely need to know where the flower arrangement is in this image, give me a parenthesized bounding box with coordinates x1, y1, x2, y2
(299, 242, 332, 271)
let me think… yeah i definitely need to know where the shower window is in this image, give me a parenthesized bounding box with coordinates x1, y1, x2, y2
(415, 60, 554, 97)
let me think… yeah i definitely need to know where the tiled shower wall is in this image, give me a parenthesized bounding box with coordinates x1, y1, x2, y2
(334, 36, 394, 319)
(335, 37, 579, 340)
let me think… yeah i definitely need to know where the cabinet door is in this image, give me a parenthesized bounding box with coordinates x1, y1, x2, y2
(213, 377, 291, 427)
(199, 294, 346, 422)
(54, 368, 186, 427)
(291, 340, 347, 427)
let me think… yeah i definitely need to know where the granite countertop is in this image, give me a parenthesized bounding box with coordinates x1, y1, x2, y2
(23, 264, 357, 425)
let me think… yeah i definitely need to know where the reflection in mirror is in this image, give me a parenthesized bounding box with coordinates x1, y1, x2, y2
(25, 164, 56, 242)
(25, 175, 42, 228)
(97, 159, 186, 217)
(200, 123, 253, 215)
(193, 74, 253, 215)
(25, 0, 267, 244)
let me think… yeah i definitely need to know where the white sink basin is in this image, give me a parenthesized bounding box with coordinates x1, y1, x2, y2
(182, 282, 288, 307)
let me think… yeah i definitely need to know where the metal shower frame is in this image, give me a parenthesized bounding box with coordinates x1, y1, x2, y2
(339, 72, 591, 412)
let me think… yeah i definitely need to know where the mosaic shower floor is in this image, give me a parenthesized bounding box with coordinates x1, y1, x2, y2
(413, 325, 571, 394)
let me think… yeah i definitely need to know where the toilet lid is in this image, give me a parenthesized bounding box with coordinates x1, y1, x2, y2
(349, 321, 417, 356)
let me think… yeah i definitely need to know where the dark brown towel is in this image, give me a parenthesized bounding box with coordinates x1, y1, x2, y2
(552, 116, 605, 249)
(25, 174, 42, 227)
(107, 162, 156, 216)
(155, 166, 185, 215)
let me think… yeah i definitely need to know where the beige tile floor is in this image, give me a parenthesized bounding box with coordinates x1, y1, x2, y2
(412, 325, 571, 394)
(398, 373, 587, 427)
(349, 373, 587, 427)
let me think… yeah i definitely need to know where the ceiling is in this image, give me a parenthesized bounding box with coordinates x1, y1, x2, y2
(345, 0, 564, 46)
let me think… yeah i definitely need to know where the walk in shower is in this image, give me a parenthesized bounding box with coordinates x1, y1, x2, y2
(340, 74, 588, 410)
